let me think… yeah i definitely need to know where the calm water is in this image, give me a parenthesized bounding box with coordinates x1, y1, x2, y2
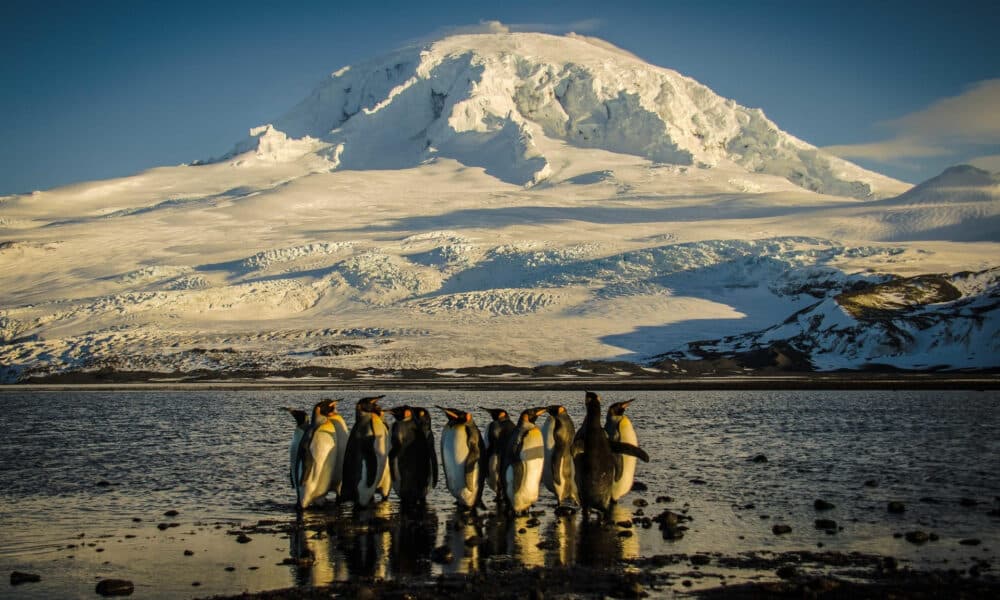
(1, 389, 998, 598)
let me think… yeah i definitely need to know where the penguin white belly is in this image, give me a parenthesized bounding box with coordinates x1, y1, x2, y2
(507, 429, 544, 512)
(331, 417, 349, 496)
(442, 427, 476, 506)
(374, 419, 391, 497)
(611, 418, 638, 501)
(551, 452, 572, 501)
(289, 428, 305, 486)
(539, 417, 556, 494)
(300, 428, 336, 508)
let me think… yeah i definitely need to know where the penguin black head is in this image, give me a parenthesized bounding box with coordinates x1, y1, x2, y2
(518, 407, 547, 425)
(607, 399, 634, 417)
(584, 391, 602, 416)
(545, 405, 567, 417)
(318, 398, 341, 415)
(481, 407, 510, 421)
(437, 406, 472, 425)
(282, 407, 308, 427)
(310, 398, 341, 422)
(388, 405, 414, 421)
(355, 395, 385, 415)
(413, 407, 432, 427)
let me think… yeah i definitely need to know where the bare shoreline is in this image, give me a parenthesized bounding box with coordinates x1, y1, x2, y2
(2, 373, 999, 392)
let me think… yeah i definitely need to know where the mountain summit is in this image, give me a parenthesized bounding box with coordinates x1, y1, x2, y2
(233, 32, 903, 198)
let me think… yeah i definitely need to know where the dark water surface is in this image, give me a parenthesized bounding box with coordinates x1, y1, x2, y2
(1, 389, 998, 598)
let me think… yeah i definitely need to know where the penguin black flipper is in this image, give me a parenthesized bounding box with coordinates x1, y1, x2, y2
(612, 452, 624, 482)
(609, 441, 649, 462)
(571, 438, 585, 457)
(428, 431, 439, 489)
(464, 425, 482, 495)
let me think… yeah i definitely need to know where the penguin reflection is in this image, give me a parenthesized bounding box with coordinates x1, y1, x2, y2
(442, 508, 484, 574)
(338, 502, 392, 578)
(390, 504, 437, 577)
(575, 504, 640, 567)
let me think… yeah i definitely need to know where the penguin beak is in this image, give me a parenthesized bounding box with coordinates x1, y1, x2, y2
(622, 398, 635, 408)
(436, 405, 459, 420)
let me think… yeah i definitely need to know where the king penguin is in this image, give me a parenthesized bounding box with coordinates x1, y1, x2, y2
(437, 406, 486, 510)
(341, 396, 390, 508)
(294, 398, 341, 510)
(604, 399, 640, 502)
(325, 399, 350, 497)
(573, 392, 649, 521)
(540, 404, 579, 507)
(502, 407, 547, 515)
(282, 407, 308, 489)
(388, 405, 437, 506)
(481, 407, 515, 502)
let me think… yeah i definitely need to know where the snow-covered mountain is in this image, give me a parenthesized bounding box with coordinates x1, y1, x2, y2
(230, 32, 904, 198)
(0, 32, 997, 382)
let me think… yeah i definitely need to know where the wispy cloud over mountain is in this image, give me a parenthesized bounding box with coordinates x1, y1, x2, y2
(825, 79, 1000, 166)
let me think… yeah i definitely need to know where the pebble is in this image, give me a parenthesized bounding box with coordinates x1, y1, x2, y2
(864, 479, 878, 487)
(776, 565, 797, 579)
(95, 579, 134, 596)
(959, 538, 982, 546)
(164, 510, 180, 517)
(631, 481, 648, 492)
(633, 498, 648, 507)
(750, 454, 768, 463)
(10, 571, 41, 585)
(235, 533, 252, 544)
(655, 495, 672, 504)
(690, 554, 711, 566)
(183, 550, 194, 556)
(887, 501, 906, 514)
(814, 499, 835, 511)
(772, 524, 792, 535)
(815, 519, 837, 530)
(905, 531, 930, 544)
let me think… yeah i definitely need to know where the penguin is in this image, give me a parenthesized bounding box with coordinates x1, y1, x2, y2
(573, 392, 649, 521)
(387, 405, 436, 506)
(294, 398, 341, 510)
(282, 407, 308, 489)
(325, 399, 350, 497)
(372, 404, 392, 501)
(437, 406, 486, 510)
(502, 407, 547, 515)
(413, 406, 439, 493)
(341, 396, 390, 507)
(481, 407, 515, 501)
(540, 404, 579, 507)
(604, 399, 639, 502)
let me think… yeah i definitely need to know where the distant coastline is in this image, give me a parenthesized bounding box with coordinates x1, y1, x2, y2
(3, 371, 998, 391)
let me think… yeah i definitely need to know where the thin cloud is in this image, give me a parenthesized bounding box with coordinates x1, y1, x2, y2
(824, 79, 1000, 162)
(823, 136, 951, 161)
(969, 154, 1000, 172)
(409, 19, 603, 45)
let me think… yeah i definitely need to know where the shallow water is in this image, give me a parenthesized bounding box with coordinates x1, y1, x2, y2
(1, 389, 998, 598)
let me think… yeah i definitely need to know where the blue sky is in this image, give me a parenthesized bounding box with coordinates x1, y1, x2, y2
(2, 0, 998, 194)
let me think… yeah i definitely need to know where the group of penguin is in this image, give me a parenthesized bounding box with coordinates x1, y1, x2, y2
(284, 391, 649, 521)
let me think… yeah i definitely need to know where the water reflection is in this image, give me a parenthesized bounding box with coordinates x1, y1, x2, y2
(283, 500, 644, 585)
(390, 504, 437, 576)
